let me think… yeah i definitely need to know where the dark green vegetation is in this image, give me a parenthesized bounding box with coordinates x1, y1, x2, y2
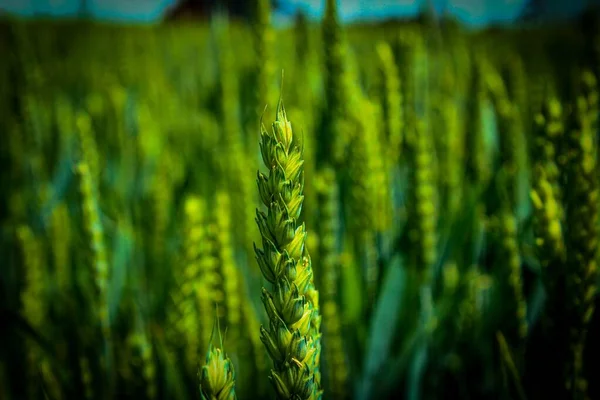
(1, 3, 599, 399)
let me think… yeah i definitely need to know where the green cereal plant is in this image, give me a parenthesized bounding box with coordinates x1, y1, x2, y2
(530, 96, 568, 397)
(529, 62, 545, 111)
(488, 70, 522, 209)
(464, 56, 491, 188)
(428, 263, 493, 397)
(127, 331, 157, 400)
(532, 97, 565, 209)
(191, 222, 221, 353)
(406, 120, 438, 283)
(254, 100, 322, 399)
(293, 10, 313, 112)
(531, 97, 566, 286)
(360, 230, 379, 313)
(489, 210, 528, 361)
(47, 195, 73, 381)
(21, 90, 51, 187)
(205, 215, 226, 329)
(75, 161, 111, 350)
(413, 31, 430, 126)
(211, 191, 242, 353)
(291, 12, 318, 229)
(198, 331, 237, 400)
(396, 30, 419, 149)
(457, 268, 492, 338)
(167, 195, 209, 371)
(54, 93, 75, 159)
(324, 24, 391, 258)
(197, 281, 216, 364)
(3, 115, 25, 222)
(321, 0, 346, 166)
(7, 15, 600, 400)
(17, 225, 45, 329)
(149, 152, 174, 274)
(294, 11, 310, 75)
(215, 18, 256, 263)
(108, 86, 128, 157)
(184, 196, 211, 349)
(563, 69, 599, 397)
(50, 202, 72, 293)
(346, 98, 391, 233)
(449, 35, 471, 97)
(252, 0, 275, 122)
(315, 167, 348, 400)
(136, 100, 162, 184)
(75, 110, 100, 183)
(213, 20, 243, 174)
(436, 69, 464, 217)
(444, 93, 464, 217)
(344, 98, 390, 306)
(16, 224, 46, 397)
(501, 55, 528, 127)
(376, 41, 403, 167)
(582, 68, 600, 182)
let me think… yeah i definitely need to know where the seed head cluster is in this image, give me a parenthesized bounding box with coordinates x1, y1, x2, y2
(255, 100, 322, 399)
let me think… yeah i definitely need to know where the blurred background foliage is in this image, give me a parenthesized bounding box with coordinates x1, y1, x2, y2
(1, 0, 600, 399)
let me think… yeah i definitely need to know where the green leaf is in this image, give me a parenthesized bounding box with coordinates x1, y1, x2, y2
(373, 325, 424, 399)
(407, 339, 428, 400)
(358, 255, 405, 400)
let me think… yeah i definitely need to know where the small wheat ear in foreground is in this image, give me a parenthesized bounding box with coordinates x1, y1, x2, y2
(254, 97, 322, 399)
(198, 317, 237, 400)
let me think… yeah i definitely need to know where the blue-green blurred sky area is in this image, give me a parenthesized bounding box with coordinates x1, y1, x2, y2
(0, 0, 594, 26)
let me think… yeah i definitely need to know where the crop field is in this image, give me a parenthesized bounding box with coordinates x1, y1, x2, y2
(1, 1, 599, 399)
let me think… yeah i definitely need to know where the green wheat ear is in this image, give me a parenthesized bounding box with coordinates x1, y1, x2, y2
(564, 69, 599, 397)
(199, 345, 237, 400)
(198, 316, 237, 400)
(376, 40, 403, 167)
(254, 97, 322, 400)
(315, 167, 349, 399)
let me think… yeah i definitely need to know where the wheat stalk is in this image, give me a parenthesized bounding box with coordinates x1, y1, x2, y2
(254, 99, 322, 399)
(75, 161, 110, 346)
(406, 120, 438, 282)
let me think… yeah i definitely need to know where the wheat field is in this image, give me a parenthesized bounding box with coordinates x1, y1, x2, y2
(1, 1, 599, 399)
